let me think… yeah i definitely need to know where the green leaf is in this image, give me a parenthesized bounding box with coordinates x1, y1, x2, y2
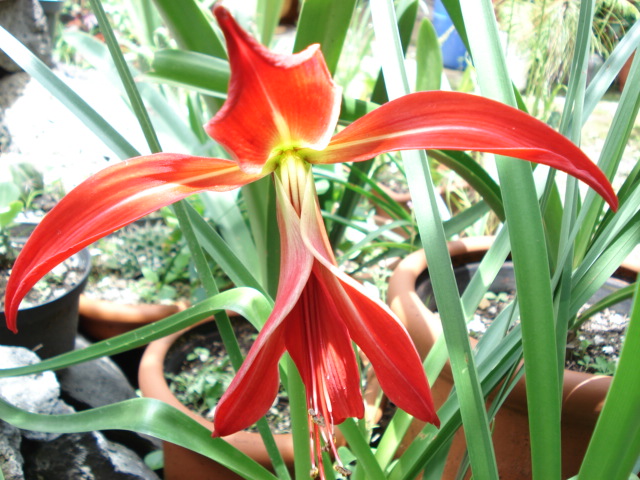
(151, 0, 225, 58)
(0, 182, 22, 228)
(459, 2, 562, 479)
(293, 0, 357, 74)
(0, 396, 277, 480)
(0, 288, 272, 378)
(415, 18, 442, 92)
(370, 1, 498, 479)
(148, 49, 230, 99)
(0, 26, 138, 160)
(577, 280, 640, 480)
(256, 0, 284, 47)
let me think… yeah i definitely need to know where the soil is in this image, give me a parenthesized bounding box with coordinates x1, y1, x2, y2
(463, 291, 629, 375)
(165, 318, 291, 434)
(0, 244, 88, 311)
(81, 221, 194, 306)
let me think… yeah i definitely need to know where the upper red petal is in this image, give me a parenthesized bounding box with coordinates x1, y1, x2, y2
(3, 153, 261, 332)
(206, 6, 342, 173)
(306, 91, 617, 211)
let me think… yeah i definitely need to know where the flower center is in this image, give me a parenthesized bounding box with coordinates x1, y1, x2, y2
(274, 152, 311, 215)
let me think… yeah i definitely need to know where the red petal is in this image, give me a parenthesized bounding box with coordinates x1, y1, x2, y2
(213, 168, 315, 435)
(211, 322, 287, 436)
(334, 274, 439, 425)
(299, 183, 439, 425)
(307, 91, 618, 211)
(206, 6, 342, 173)
(4, 154, 261, 332)
(284, 266, 365, 424)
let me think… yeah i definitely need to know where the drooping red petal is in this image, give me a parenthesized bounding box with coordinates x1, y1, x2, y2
(299, 178, 439, 425)
(4, 153, 262, 333)
(212, 167, 315, 436)
(211, 322, 287, 436)
(305, 91, 618, 211)
(284, 267, 365, 424)
(206, 6, 342, 174)
(331, 273, 439, 425)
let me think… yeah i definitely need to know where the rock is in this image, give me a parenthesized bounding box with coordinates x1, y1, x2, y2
(0, 346, 60, 416)
(23, 431, 160, 480)
(0, 71, 29, 151)
(58, 335, 137, 411)
(0, 420, 24, 480)
(0, 345, 69, 442)
(0, 0, 52, 72)
(57, 336, 162, 456)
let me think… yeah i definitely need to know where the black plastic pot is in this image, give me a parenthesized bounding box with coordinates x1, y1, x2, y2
(0, 248, 91, 359)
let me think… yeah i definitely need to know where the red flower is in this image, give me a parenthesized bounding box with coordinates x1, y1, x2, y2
(3, 6, 617, 478)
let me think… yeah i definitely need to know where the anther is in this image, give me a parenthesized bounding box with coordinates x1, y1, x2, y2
(310, 467, 319, 478)
(334, 465, 352, 477)
(308, 408, 326, 427)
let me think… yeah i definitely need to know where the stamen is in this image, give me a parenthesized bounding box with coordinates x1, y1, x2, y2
(334, 465, 352, 477)
(310, 466, 319, 478)
(308, 408, 326, 427)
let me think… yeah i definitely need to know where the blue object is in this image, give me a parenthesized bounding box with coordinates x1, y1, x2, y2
(432, 0, 468, 70)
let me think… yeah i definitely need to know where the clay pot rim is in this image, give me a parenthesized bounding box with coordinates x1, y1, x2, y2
(387, 235, 639, 420)
(138, 320, 295, 466)
(138, 317, 386, 466)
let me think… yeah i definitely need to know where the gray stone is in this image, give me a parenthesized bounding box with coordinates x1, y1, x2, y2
(0, 346, 60, 415)
(24, 430, 160, 480)
(0, 345, 68, 442)
(0, 420, 24, 480)
(58, 335, 137, 410)
(0, 0, 51, 72)
(57, 336, 162, 458)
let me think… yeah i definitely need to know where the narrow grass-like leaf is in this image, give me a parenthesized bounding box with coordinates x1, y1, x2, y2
(459, 1, 561, 479)
(0, 26, 138, 159)
(338, 419, 386, 480)
(0, 397, 277, 480)
(184, 202, 266, 295)
(89, 0, 161, 153)
(574, 283, 636, 330)
(285, 356, 310, 480)
(293, 0, 357, 74)
(151, 0, 225, 58)
(583, 22, 640, 125)
(428, 150, 504, 220)
(575, 49, 640, 261)
(577, 280, 640, 480)
(148, 49, 230, 99)
(571, 210, 640, 318)
(415, 18, 442, 92)
(371, 1, 498, 479)
(256, 0, 283, 47)
(0, 288, 271, 378)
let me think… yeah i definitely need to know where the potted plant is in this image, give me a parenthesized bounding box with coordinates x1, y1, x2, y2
(0, 173, 91, 359)
(138, 318, 296, 480)
(387, 236, 638, 478)
(0, 2, 638, 480)
(78, 218, 192, 341)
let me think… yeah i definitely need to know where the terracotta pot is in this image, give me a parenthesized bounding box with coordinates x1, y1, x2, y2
(387, 236, 638, 479)
(139, 317, 385, 479)
(618, 51, 635, 92)
(79, 295, 187, 340)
